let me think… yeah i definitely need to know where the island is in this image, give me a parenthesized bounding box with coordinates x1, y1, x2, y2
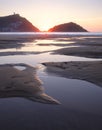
(48, 22, 88, 32)
(0, 14, 40, 32)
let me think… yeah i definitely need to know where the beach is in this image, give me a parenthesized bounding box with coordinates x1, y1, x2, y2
(0, 32, 102, 130)
(42, 61, 102, 87)
(52, 36, 102, 58)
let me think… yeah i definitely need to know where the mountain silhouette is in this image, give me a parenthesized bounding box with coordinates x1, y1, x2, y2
(0, 14, 88, 32)
(0, 14, 40, 32)
(48, 22, 88, 32)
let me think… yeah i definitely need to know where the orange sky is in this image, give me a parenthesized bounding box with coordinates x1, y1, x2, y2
(0, 0, 102, 32)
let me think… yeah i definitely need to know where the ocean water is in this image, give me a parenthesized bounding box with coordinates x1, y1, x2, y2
(0, 32, 102, 130)
(0, 32, 102, 40)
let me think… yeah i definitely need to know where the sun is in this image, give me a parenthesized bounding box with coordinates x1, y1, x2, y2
(40, 25, 50, 32)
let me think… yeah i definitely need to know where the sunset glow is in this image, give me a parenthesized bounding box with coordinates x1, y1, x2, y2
(0, 0, 102, 32)
(39, 22, 52, 31)
(40, 25, 50, 32)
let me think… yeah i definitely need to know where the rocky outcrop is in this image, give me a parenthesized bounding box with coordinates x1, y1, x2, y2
(48, 22, 88, 32)
(0, 14, 40, 32)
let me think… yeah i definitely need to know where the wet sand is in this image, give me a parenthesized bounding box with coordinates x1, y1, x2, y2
(0, 63, 60, 104)
(52, 37, 102, 58)
(42, 37, 102, 87)
(53, 46, 102, 58)
(42, 61, 102, 87)
(0, 35, 102, 130)
(0, 40, 25, 49)
(0, 36, 102, 87)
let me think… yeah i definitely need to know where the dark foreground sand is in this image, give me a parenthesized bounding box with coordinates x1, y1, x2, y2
(0, 63, 102, 130)
(0, 63, 60, 104)
(42, 61, 102, 87)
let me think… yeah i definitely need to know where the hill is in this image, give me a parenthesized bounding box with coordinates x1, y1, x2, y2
(0, 14, 40, 32)
(48, 22, 88, 32)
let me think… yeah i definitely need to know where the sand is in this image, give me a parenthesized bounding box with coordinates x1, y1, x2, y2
(41, 37, 102, 87)
(52, 37, 102, 58)
(0, 36, 102, 101)
(0, 36, 102, 58)
(0, 63, 60, 104)
(53, 46, 102, 58)
(0, 35, 102, 129)
(42, 61, 102, 87)
(0, 51, 46, 56)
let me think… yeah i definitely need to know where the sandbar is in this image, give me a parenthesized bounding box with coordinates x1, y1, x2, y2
(42, 61, 102, 87)
(0, 63, 60, 104)
(52, 37, 102, 58)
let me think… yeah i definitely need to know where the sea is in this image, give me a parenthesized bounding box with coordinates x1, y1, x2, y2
(0, 32, 102, 39)
(0, 32, 102, 130)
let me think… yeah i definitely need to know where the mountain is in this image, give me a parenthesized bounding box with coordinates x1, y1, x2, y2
(48, 22, 88, 32)
(0, 14, 40, 32)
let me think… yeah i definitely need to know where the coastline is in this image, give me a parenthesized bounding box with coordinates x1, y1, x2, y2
(0, 34, 102, 88)
(0, 33, 102, 129)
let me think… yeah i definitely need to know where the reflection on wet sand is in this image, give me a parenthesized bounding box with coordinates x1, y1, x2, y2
(0, 63, 60, 104)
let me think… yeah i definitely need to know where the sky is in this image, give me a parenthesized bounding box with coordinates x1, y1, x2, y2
(0, 0, 102, 32)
